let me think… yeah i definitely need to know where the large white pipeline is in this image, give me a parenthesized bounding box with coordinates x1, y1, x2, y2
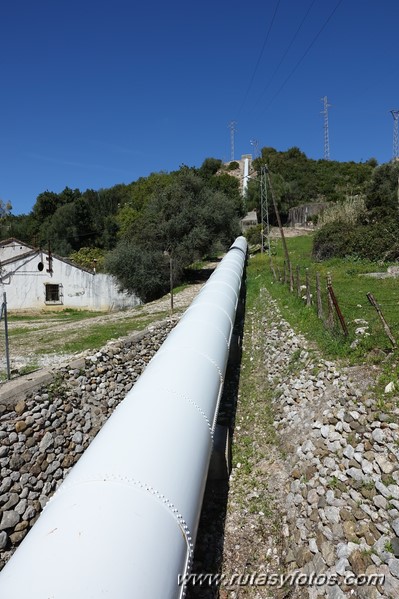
(243, 157, 250, 195)
(0, 236, 247, 599)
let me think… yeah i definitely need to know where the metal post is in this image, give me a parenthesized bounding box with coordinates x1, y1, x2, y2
(170, 254, 174, 314)
(326, 273, 335, 330)
(3, 292, 10, 380)
(260, 166, 271, 256)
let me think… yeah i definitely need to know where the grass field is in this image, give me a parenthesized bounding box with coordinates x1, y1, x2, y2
(247, 234, 399, 359)
(245, 232, 399, 403)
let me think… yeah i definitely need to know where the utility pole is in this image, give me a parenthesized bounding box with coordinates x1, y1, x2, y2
(260, 166, 270, 255)
(267, 172, 291, 280)
(390, 110, 399, 160)
(228, 121, 237, 161)
(321, 96, 331, 160)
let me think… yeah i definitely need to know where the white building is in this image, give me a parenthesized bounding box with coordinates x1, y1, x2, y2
(0, 238, 140, 312)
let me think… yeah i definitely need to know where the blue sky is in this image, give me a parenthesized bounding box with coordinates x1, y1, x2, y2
(1, 0, 398, 215)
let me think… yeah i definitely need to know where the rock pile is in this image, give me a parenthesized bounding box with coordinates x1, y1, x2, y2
(264, 295, 399, 598)
(0, 319, 176, 570)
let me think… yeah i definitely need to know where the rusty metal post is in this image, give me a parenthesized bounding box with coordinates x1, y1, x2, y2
(326, 273, 335, 329)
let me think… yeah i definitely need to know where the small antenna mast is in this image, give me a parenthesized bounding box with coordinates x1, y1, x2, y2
(250, 138, 260, 158)
(228, 121, 237, 161)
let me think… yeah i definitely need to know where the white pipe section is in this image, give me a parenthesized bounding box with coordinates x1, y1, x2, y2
(0, 236, 247, 599)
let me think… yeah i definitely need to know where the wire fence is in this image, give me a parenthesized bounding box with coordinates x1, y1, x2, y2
(271, 259, 398, 349)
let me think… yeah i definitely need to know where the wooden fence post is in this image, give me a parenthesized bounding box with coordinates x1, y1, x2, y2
(296, 265, 301, 298)
(270, 260, 277, 281)
(327, 273, 348, 336)
(367, 292, 397, 347)
(305, 268, 312, 306)
(316, 272, 323, 320)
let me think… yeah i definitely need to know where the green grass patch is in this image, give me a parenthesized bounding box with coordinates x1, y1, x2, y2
(35, 313, 168, 354)
(9, 309, 104, 322)
(249, 234, 399, 364)
(8, 327, 36, 336)
(18, 362, 40, 376)
(172, 283, 189, 294)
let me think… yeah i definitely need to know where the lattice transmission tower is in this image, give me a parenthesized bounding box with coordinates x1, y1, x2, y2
(228, 121, 237, 161)
(321, 96, 331, 160)
(391, 110, 399, 160)
(260, 166, 270, 255)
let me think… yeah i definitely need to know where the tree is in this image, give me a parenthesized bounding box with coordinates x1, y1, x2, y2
(253, 146, 375, 214)
(0, 198, 12, 218)
(105, 168, 241, 300)
(105, 243, 170, 302)
(31, 191, 60, 222)
(365, 161, 399, 218)
(313, 160, 399, 262)
(45, 199, 93, 255)
(69, 247, 105, 271)
(199, 157, 222, 178)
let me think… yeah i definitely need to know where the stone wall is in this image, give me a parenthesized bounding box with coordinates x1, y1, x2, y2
(0, 318, 177, 570)
(287, 203, 329, 227)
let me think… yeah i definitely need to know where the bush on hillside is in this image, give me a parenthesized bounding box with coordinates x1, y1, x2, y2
(313, 221, 356, 260)
(313, 161, 399, 263)
(313, 218, 399, 262)
(244, 224, 262, 245)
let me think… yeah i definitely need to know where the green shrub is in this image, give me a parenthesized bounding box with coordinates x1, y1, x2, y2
(313, 217, 399, 262)
(245, 224, 262, 245)
(313, 221, 355, 260)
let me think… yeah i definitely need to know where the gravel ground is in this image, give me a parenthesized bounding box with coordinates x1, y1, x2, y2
(189, 286, 399, 599)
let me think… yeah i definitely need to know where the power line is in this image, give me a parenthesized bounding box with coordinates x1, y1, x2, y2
(236, 0, 282, 117)
(252, 0, 317, 111)
(262, 0, 345, 113)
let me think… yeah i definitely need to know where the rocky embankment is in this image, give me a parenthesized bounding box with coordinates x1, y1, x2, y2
(0, 318, 177, 570)
(222, 288, 399, 599)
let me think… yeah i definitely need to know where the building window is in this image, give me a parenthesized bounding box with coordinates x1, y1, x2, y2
(45, 284, 62, 303)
